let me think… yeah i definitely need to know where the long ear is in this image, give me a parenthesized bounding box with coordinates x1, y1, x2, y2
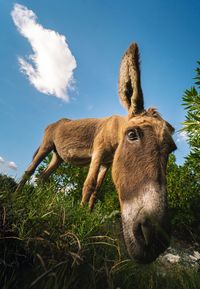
(118, 43, 144, 115)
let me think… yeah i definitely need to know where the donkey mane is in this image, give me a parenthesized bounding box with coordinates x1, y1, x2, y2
(143, 107, 161, 118)
(142, 108, 175, 134)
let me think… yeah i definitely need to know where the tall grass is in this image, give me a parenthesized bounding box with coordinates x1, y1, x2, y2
(0, 180, 199, 289)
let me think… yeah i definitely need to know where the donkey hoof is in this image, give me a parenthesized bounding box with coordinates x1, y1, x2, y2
(80, 200, 86, 207)
(89, 196, 96, 211)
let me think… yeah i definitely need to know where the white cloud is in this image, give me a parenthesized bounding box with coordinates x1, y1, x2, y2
(0, 156, 5, 164)
(176, 131, 188, 143)
(8, 161, 18, 170)
(11, 3, 77, 101)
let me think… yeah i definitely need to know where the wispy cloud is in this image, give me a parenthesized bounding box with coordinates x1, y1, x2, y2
(0, 155, 18, 173)
(0, 156, 5, 164)
(176, 131, 188, 143)
(8, 161, 18, 170)
(11, 3, 77, 101)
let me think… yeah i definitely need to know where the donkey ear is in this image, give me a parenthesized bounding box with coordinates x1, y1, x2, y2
(118, 43, 144, 115)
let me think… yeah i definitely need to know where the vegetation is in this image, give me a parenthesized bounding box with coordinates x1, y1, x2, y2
(0, 175, 200, 289)
(0, 62, 200, 288)
(169, 60, 200, 236)
(167, 154, 200, 236)
(182, 61, 200, 174)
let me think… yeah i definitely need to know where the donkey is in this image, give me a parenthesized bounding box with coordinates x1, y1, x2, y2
(16, 43, 176, 263)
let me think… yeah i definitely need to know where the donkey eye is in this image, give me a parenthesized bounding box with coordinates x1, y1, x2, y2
(127, 129, 140, 141)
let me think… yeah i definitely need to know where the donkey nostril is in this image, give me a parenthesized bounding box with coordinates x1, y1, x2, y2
(134, 219, 153, 247)
(141, 224, 151, 246)
(134, 223, 150, 246)
(134, 223, 144, 243)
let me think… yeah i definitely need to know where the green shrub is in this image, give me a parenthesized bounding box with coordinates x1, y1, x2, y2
(167, 155, 200, 235)
(0, 174, 17, 194)
(182, 61, 200, 174)
(166, 60, 200, 236)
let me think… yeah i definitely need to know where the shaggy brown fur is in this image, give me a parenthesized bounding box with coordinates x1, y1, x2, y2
(16, 43, 176, 263)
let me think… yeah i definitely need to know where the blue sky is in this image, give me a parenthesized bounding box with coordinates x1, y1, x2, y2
(0, 0, 200, 179)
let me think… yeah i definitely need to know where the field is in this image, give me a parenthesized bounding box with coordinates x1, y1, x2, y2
(0, 172, 199, 289)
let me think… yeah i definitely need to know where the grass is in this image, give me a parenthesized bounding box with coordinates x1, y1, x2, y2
(0, 178, 200, 289)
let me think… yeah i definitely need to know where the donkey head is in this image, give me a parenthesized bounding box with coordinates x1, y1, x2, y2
(112, 43, 176, 263)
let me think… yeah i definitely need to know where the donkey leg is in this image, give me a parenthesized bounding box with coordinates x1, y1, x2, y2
(15, 145, 52, 193)
(81, 152, 103, 206)
(89, 164, 109, 210)
(39, 152, 63, 182)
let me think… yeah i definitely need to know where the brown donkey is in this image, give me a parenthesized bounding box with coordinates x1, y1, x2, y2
(16, 43, 176, 263)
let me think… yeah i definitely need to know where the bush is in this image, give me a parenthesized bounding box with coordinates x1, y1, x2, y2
(167, 155, 200, 236)
(166, 60, 200, 236)
(0, 174, 17, 194)
(182, 61, 200, 174)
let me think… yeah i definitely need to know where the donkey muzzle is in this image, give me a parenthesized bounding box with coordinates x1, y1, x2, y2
(121, 186, 171, 263)
(130, 214, 171, 263)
